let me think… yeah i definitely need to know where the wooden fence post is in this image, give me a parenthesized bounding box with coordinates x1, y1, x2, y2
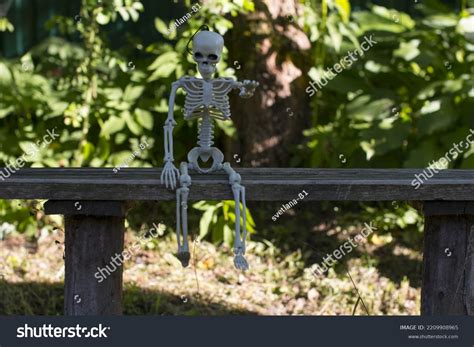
(422, 201, 474, 315)
(44, 200, 127, 315)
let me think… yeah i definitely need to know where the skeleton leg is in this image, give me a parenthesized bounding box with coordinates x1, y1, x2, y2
(222, 162, 248, 271)
(176, 162, 191, 267)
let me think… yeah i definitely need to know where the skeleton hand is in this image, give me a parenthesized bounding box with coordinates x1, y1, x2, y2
(161, 160, 180, 190)
(238, 80, 259, 98)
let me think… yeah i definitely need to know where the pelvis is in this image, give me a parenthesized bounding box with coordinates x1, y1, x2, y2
(187, 147, 224, 173)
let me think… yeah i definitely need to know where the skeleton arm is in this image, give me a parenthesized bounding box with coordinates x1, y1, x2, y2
(161, 80, 181, 190)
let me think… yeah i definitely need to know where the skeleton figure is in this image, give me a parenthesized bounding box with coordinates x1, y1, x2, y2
(161, 28, 258, 271)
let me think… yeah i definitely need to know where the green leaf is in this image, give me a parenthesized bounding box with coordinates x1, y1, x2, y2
(0, 105, 14, 118)
(128, 8, 140, 22)
(101, 116, 125, 137)
(346, 96, 393, 124)
(0, 17, 14, 32)
(353, 8, 414, 34)
(135, 109, 154, 130)
(123, 85, 144, 103)
(212, 219, 224, 244)
(97, 136, 111, 161)
(147, 62, 177, 81)
(110, 151, 134, 166)
(132, 2, 144, 11)
(418, 97, 457, 136)
(360, 140, 376, 160)
(394, 40, 421, 61)
(422, 15, 458, 29)
(215, 119, 236, 137)
(117, 7, 130, 21)
(199, 207, 216, 239)
(148, 51, 178, 71)
(192, 201, 209, 211)
(154, 18, 169, 36)
(102, 87, 123, 100)
(123, 111, 142, 135)
(243, 0, 255, 11)
(82, 141, 95, 162)
(223, 224, 233, 246)
(245, 206, 256, 231)
(327, 19, 342, 52)
(48, 100, 69, 117)
(335, 0, 351, 23)
(19, 142, 37, 156)
(360, 122, 411, 157)
(214, 18, 233, 35)
(0, 62, 13, 85)
(96, 12, 111, 25)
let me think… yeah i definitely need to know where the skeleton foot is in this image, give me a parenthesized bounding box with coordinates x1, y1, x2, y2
(176, 162, 191, 267)
(177, 251, 191, 268)
(223, 162, 249, 271)
(234, 248, 249, 271)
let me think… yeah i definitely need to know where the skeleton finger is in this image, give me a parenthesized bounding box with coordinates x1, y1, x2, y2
(167, 169, 174, 189)
(174, 167, 180, 186)
(166, 169, 171, 189)
(170, 169, 177, 190)
(171, 169, 177, 190)
(160, 169, 166, 186)
(173, 167, 180, 189)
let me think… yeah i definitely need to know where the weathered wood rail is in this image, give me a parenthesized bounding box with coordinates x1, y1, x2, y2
(1, 168, 474, 315)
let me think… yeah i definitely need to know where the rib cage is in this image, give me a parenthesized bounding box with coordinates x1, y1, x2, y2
(180, 76, 234, 120)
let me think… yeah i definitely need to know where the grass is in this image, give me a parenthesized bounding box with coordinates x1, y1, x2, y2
(0, 202, 421, 315)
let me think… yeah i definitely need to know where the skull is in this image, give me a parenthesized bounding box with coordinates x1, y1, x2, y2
(192, 30, 224, 79)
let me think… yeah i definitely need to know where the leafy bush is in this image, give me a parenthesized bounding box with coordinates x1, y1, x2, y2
(301, 0, 474, 169)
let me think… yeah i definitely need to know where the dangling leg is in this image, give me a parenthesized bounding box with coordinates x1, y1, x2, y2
(222, 162, 248, 271)
(176, 162, 191, 267)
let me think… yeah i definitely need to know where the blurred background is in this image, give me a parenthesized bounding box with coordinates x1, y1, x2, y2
(0, 0, 473, 315)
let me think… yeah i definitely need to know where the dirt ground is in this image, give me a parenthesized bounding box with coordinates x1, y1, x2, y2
(0, 221, 420, 315)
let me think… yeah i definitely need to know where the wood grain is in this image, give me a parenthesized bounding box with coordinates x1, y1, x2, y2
(1, 168, 474, 201)
(422, 202, 474, 315)
(64, 211, 125, 315)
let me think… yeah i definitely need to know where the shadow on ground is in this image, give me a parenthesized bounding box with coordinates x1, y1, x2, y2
(135, 199, 424, 288)
(248, 201, 423, 287)
(0, 280, 254, 315)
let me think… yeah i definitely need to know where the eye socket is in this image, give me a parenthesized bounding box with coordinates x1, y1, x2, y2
(194, 52, 203, 59)
(208, 54, 218, 61)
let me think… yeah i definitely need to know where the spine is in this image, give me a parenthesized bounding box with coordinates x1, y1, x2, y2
(197, 114, 214, 148)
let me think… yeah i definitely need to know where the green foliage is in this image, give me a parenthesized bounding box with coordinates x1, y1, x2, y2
(0, 200, 37, 238)
(301, 1, 474, 170)
(297, 0, 473, 235)
(0, 17, 14, 32)
(0, 0, 257, 239)
(0, 0, 151, 169)
(193, 200, 255, 246)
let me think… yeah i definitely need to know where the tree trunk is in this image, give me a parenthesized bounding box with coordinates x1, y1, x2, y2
(226, 0, 311, 167)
